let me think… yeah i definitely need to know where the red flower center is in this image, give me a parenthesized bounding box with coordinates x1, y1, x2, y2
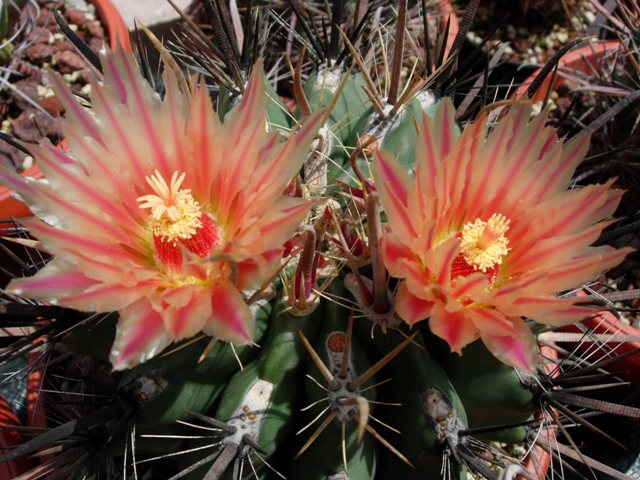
(137, 170, 222, 273)
(450, 253, 499, 285)
(450, 213, 510, 285)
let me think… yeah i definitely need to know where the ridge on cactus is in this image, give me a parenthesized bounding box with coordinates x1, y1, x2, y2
(372, 99, 632, 370)
(0, 47, 322, 370)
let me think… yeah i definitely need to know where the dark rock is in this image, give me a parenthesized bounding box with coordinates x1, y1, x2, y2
(0, 100, 9, 117)
(38, 96, 65, 116)
(64, 9, 87, 26)
(88, 37, 104, 52)
(12, 107, 61, 143)
(53, 50, 86, 74)
(28, 27, 51, 45)
(9, 80, 38, 111)
(0, 141, 26, 171)
(77, 68, 93, 84)
(24, 43, 53, 65)
(52, 40, 73, 53)
(86, 21, 105, 39)
(556, 84, 571, 96)
(13, 59, 44, 83)
(36, 8, 54, 27)
(73, 30, 86, 41)
(555, 97, 572, 112)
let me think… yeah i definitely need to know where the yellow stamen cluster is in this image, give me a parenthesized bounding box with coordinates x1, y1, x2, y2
(137, 170, 202, 244)
(459, 213, 510, 272)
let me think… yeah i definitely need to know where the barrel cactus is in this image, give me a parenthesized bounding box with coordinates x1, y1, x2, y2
(0, 1, 637, 479)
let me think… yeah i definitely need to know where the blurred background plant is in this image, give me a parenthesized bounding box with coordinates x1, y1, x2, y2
(0, 0, 41, 65)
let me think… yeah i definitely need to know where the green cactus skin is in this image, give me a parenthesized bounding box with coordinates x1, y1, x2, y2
(291, 285, 378, 479)
(429, 334, 537, 443)
(353, 318, 467, 479)
(379, 97, 456, 171)
(216, 71, 293, 134)
(134, 298, 272, 428)
(303, 68, 371, 144)
(168, 294, 324, 479)
(264, 76, 295, 134)
(93, 300, 272, 460)
(200, 293, 323, 473)
(289, 419, 377, 480)
(301, 68, 372, 183)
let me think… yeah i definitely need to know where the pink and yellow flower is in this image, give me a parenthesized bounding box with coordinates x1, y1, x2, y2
(0, 48, 321, 369)
(372, 99, 631, 370)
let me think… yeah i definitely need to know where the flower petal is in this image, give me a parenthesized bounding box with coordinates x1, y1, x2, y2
(508, 181, 621, 258)
(204, 279, 253, 344)
(20, 218, 139, 265)
(428, 303, 478, 354)
(423, 237, 459, 286)
(510, 296, 596, 326)
(372, 149, 415, 227)
(238, 197, 310, 253)
(468, 307, 518, 337)
(32, 144, 139, 226)
(395, 281, 434, 325)
(9, 260, 96, 300)
(451, 271, 490, 300)
(480, 317, 538, 371)
(110, 299, 172, 370)
(540, 133, 591, 199)
(158, 285, 211, 340)
(508, 220, 615, 275)
(49, 70, 103, 143)
(382, 230, 415, 278)
(543, 246, 633, 293)
(0, 167, 36, 198)
(58, 281, 157, 312)
(248, 111, 323, 207)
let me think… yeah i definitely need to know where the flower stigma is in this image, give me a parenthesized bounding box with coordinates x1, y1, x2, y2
(138, 170, 203, 243)
(137, 170, 221, 271)
(459, 213, 510, 273)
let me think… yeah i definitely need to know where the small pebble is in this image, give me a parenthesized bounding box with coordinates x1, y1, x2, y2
(64, 9, 87, 25)
(53, 50, 87, 74)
